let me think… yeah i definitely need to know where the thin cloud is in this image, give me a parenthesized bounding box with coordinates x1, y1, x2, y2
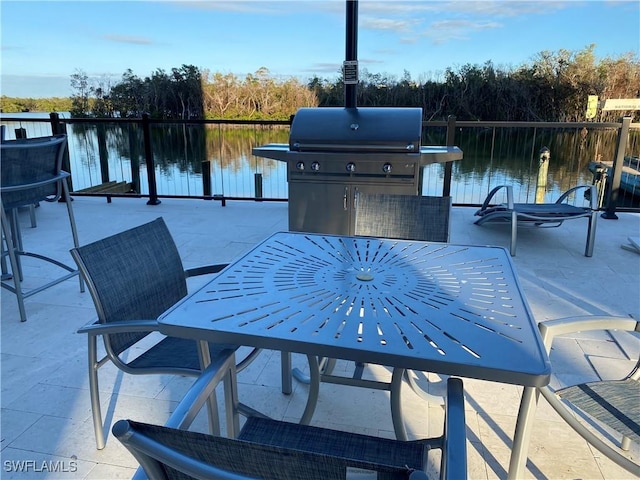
(399, 36, 420, 45)
(103, 34, 154, 45)
(360, 17, 421, 33)
(423, 19, 502, 44)
(303, 62, 342, 74)
(0, 44, 25, 52)
(359, 57, 386, 66)
(431, 19, 503, 30)
(354, 1, 560, 47)
(172, 1, 320, 15)
(446, 1, 569, 17)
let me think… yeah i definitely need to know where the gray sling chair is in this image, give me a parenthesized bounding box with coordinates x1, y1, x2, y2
(474, 184, 598, 257)
(71, 217, 261, 449)
(292, 193, 454, 425)
(112, 363, 467, 480)
(0, 128, 38, 229)
(354, 193, 452, 243)
(1, 134, 83, 322)
(510, 315, 639, 478)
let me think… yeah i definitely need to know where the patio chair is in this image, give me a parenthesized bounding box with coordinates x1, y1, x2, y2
(473, 184, 598, 256)
(1, 134, 83, 322)
(511, 315, 639, 477)
(113, 376, 468, 480)
(355, 193, 452, 242)
(292, 193, 453, 411)
(71, 217, 261, 449)
(1, 132, 57, 228)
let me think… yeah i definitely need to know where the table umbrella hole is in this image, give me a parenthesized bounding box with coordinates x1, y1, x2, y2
(356, 272, 374, 281)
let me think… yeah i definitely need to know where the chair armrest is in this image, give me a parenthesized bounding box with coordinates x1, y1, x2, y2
(555, 185, 598, 209)
(478, 185, 513, 211)
(539, 315, 638, 352)
(0, 171, 70, 193)
(77, 319, 160, 336)
(184, 264, 229, 278)
(441, 377, 467, 480)
(409, 472, 429, 480)
(165, 351, 237, 431)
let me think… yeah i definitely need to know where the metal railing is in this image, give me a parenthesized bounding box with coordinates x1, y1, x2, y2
(1, 113, 638, 214)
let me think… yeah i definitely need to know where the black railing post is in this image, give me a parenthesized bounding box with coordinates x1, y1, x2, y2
(202, 161, 212, 198)
(601, 116, 632, 219)
(142, 113, 161, 205)
(50, 112, 73, 198)
(128, 123, 141, 193)
(443, 115, 456, 197)
(97, 123, 110, 184)
(49, 112, 64, 135)
(254, 173, 263, 201)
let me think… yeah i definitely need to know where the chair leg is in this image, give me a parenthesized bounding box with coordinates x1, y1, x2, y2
(585, 210, 597, 257)
(1, 206, 27, 322)
(507, 386, 540, 479)
(62, 179, 84, 292)
(1, 227, 10, 279)
(510, 210, 518, 256)
(621, 435, 631, 451)
(8, 209, 24, 280)
(88, 335, 106, 450)
(29, 204, 37, 228)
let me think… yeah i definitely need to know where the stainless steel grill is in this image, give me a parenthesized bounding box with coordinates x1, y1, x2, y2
(252, 106, 462, 235)
(251, 0, 463, 235)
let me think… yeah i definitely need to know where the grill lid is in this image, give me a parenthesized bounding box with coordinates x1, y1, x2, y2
(289, 107, 423, 153)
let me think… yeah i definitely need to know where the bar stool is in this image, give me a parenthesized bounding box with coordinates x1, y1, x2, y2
(1, 134, 84, 321)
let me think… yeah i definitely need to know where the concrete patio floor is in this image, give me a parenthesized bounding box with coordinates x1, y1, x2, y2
(1, 195, 639, 479)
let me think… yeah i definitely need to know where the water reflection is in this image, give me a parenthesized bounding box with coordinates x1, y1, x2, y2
(2, 116, 638, 205)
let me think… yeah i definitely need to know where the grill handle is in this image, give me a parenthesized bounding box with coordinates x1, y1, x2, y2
(291, 143, 417, 153)
(343, 187, 349, 210)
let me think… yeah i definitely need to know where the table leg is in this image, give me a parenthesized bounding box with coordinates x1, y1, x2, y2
(508, 386, 540, 479)
(281, 351, 293, 394)
(223, 361, 240, 438)
(299, 354, 320, 425)
(391, 368, 408, 441)
(404, 370, 446, 406)
(197, 340, 221, 436)
(292, 357, 336, 385)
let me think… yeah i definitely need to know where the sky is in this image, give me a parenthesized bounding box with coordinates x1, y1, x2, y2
(1, 0, 639, 98)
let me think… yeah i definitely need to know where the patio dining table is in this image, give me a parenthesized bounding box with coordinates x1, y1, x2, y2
(158, 231, 551, 479)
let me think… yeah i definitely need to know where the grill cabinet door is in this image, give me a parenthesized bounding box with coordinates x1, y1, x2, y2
(288, 182, 419, 235)
(289, 182, 351, 235)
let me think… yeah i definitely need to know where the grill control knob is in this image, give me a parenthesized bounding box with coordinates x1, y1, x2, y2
(311, 162, 320, 171)
(382, 163, 392, 174)
(346, 162, 356, 173)
(296, 161, 305, 171)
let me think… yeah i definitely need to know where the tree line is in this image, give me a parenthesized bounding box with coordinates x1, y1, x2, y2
(311, 45, 639, 122)
(1, 45, 638, 122)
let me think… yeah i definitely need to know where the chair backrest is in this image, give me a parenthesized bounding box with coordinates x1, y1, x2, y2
(113, 377, 468, 480)
(355, 193, 452, 242)
(70, 218, 188, 355)
(0, 134, 68, 209)
(113, 419, 425, 480)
